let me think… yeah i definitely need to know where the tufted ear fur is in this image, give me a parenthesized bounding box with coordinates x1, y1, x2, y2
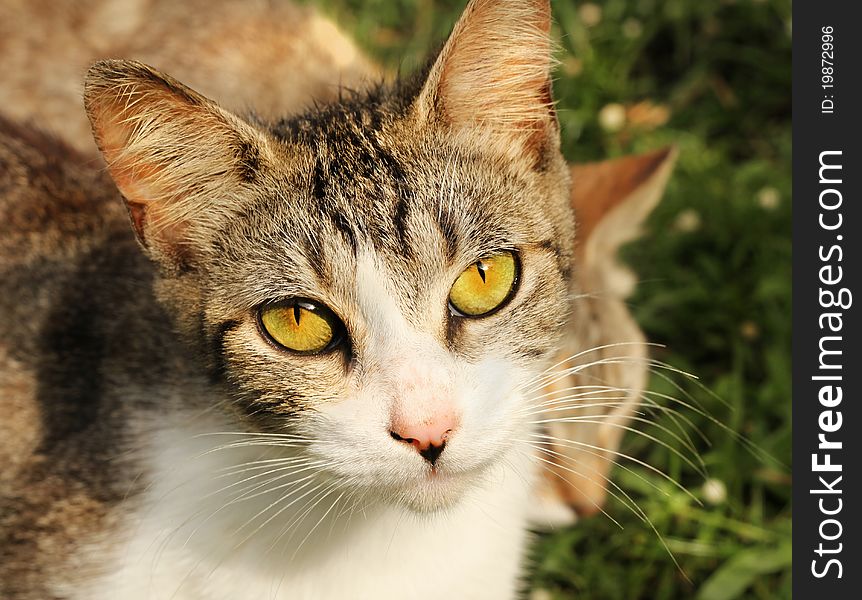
(84, 59, 273, 271)
(415, 0, 557, 166)
(530, 147, 677, 526)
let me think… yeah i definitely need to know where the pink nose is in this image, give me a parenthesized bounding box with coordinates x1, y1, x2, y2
(389, 415, 459, 465)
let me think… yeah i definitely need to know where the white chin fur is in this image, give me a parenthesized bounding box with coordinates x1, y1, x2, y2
(379, 469, 478, 513)
(62, 409, 538, 600)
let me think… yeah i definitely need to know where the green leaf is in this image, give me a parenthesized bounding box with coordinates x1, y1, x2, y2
(696, 543, 792, 600)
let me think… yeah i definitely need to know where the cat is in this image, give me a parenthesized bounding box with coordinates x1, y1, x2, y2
(0, 0, 676, 525)
(0, 0, 381, 155)
(0, 0, 676, 597)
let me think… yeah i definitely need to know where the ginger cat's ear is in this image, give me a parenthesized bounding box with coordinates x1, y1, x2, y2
(415, 0, 558, 166)
(572, 146, 678, 287)
(530, 147, 677, 525)
(84, 60, 274, 271)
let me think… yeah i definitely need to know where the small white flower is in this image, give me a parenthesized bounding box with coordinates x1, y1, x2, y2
(702, 478, 727, 505)
(757, 187, 780, 210)
(579, 3, 602, 27)
(598, 103, 626, 132)
(674, 209, 701, 233)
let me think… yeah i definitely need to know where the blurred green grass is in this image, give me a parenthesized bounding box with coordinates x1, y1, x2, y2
(304, 1, 792, 598)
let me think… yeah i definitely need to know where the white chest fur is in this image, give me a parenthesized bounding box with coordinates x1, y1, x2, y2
(61, 413, 536, 600)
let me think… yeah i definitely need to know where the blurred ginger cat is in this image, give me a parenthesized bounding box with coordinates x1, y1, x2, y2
(0, 0, 675, 597)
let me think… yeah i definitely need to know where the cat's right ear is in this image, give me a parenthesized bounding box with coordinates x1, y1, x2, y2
(414, 0, 557, 167)
(84, 60, 273, 271)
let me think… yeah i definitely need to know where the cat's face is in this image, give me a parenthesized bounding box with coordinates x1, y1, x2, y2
(206, 126, 572, 510)
(85, 0, 574, 511)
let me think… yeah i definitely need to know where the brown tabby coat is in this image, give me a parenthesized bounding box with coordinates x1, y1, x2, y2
(0, 115, 150, 596)
(0, 0, 676, 596)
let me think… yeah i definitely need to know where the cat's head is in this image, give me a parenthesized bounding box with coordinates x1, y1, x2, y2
(85, 0, 574, 511)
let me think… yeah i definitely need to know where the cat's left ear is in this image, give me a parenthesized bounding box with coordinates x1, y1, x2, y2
(415, 0, 557, 166)
(84, 60, 273, 271)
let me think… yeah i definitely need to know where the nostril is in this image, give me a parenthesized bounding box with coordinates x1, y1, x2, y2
(390, 430, 418, 446)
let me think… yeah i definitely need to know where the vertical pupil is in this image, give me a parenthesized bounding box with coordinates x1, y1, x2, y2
(476, 260, 488, 283)
(293, 304, 302, 326)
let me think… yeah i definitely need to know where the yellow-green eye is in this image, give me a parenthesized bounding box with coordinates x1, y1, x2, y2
(449, 251, 519, 317)
(258, 299, 343, 354)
